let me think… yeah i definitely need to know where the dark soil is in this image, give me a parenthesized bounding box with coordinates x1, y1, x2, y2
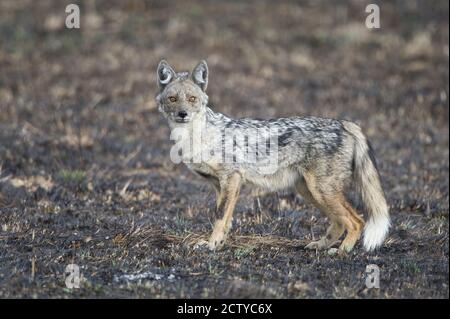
(0, 0, 448, 298)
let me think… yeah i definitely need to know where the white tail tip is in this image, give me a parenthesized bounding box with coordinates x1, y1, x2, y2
(363, 216, 390, 251)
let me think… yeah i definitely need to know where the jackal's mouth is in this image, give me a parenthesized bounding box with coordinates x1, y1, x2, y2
(175, 118, 190, 123)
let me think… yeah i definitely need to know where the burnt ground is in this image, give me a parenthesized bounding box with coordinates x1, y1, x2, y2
(0, 0, 448, 299)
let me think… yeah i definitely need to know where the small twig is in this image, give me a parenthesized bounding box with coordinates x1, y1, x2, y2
(31, 256, 36, 282)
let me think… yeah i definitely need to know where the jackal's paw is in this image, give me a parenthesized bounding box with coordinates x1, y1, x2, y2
(305, 238, 328, 250)
(193, 238, 224, 251)
(208, 236, 226, 250)
(338, 242, 355, 254)
(193, 240, 212, 251)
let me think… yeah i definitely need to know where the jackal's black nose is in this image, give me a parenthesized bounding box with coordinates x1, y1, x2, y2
(178, 111, 188, 119)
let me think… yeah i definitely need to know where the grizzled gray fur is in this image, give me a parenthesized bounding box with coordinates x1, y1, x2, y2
(156, 59, 390, 253)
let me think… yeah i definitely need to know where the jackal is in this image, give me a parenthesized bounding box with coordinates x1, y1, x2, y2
(156, 59, 390, 253)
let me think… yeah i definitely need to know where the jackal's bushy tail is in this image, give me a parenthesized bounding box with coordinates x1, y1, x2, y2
(343, 122, 390, 251)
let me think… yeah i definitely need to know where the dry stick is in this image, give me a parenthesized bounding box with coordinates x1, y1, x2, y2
(31, 255, 36, 282)
(123, 144, 142, 167)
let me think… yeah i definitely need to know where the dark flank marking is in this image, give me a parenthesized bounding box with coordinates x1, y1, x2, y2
(322, 127, 343, 156)
(225, 121, 234, 128)
(194, 170, 218, 183)
(278, 131, 294, 147)
(194, 170, 213, 179)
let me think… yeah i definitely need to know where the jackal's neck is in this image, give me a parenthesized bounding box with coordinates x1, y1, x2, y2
(204, 106, 232, 128)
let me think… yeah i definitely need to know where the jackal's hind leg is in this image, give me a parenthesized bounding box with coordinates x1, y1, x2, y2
(306, 197, 363, 253)
(305, 219, 345, 250)
(338, 201, 364, 253)
(296, 173, 346, 251)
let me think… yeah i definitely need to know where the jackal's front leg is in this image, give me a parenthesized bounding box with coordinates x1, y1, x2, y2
(196, 173, 241, 251)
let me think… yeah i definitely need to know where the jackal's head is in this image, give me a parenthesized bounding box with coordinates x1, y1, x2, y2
(156, 60, 209, 125)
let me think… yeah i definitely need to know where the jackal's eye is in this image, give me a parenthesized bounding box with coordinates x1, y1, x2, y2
(169, 96, 177, 103)
(188, 96, 196, 103)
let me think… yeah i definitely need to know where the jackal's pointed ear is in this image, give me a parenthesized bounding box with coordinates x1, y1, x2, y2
(191, 60, 208, 92)
(157, 60, 175, 91)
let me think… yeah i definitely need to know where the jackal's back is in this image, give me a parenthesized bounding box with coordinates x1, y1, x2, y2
(205, 108, 353, 172)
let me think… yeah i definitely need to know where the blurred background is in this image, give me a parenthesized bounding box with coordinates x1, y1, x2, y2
(0, 0, 448, 298)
